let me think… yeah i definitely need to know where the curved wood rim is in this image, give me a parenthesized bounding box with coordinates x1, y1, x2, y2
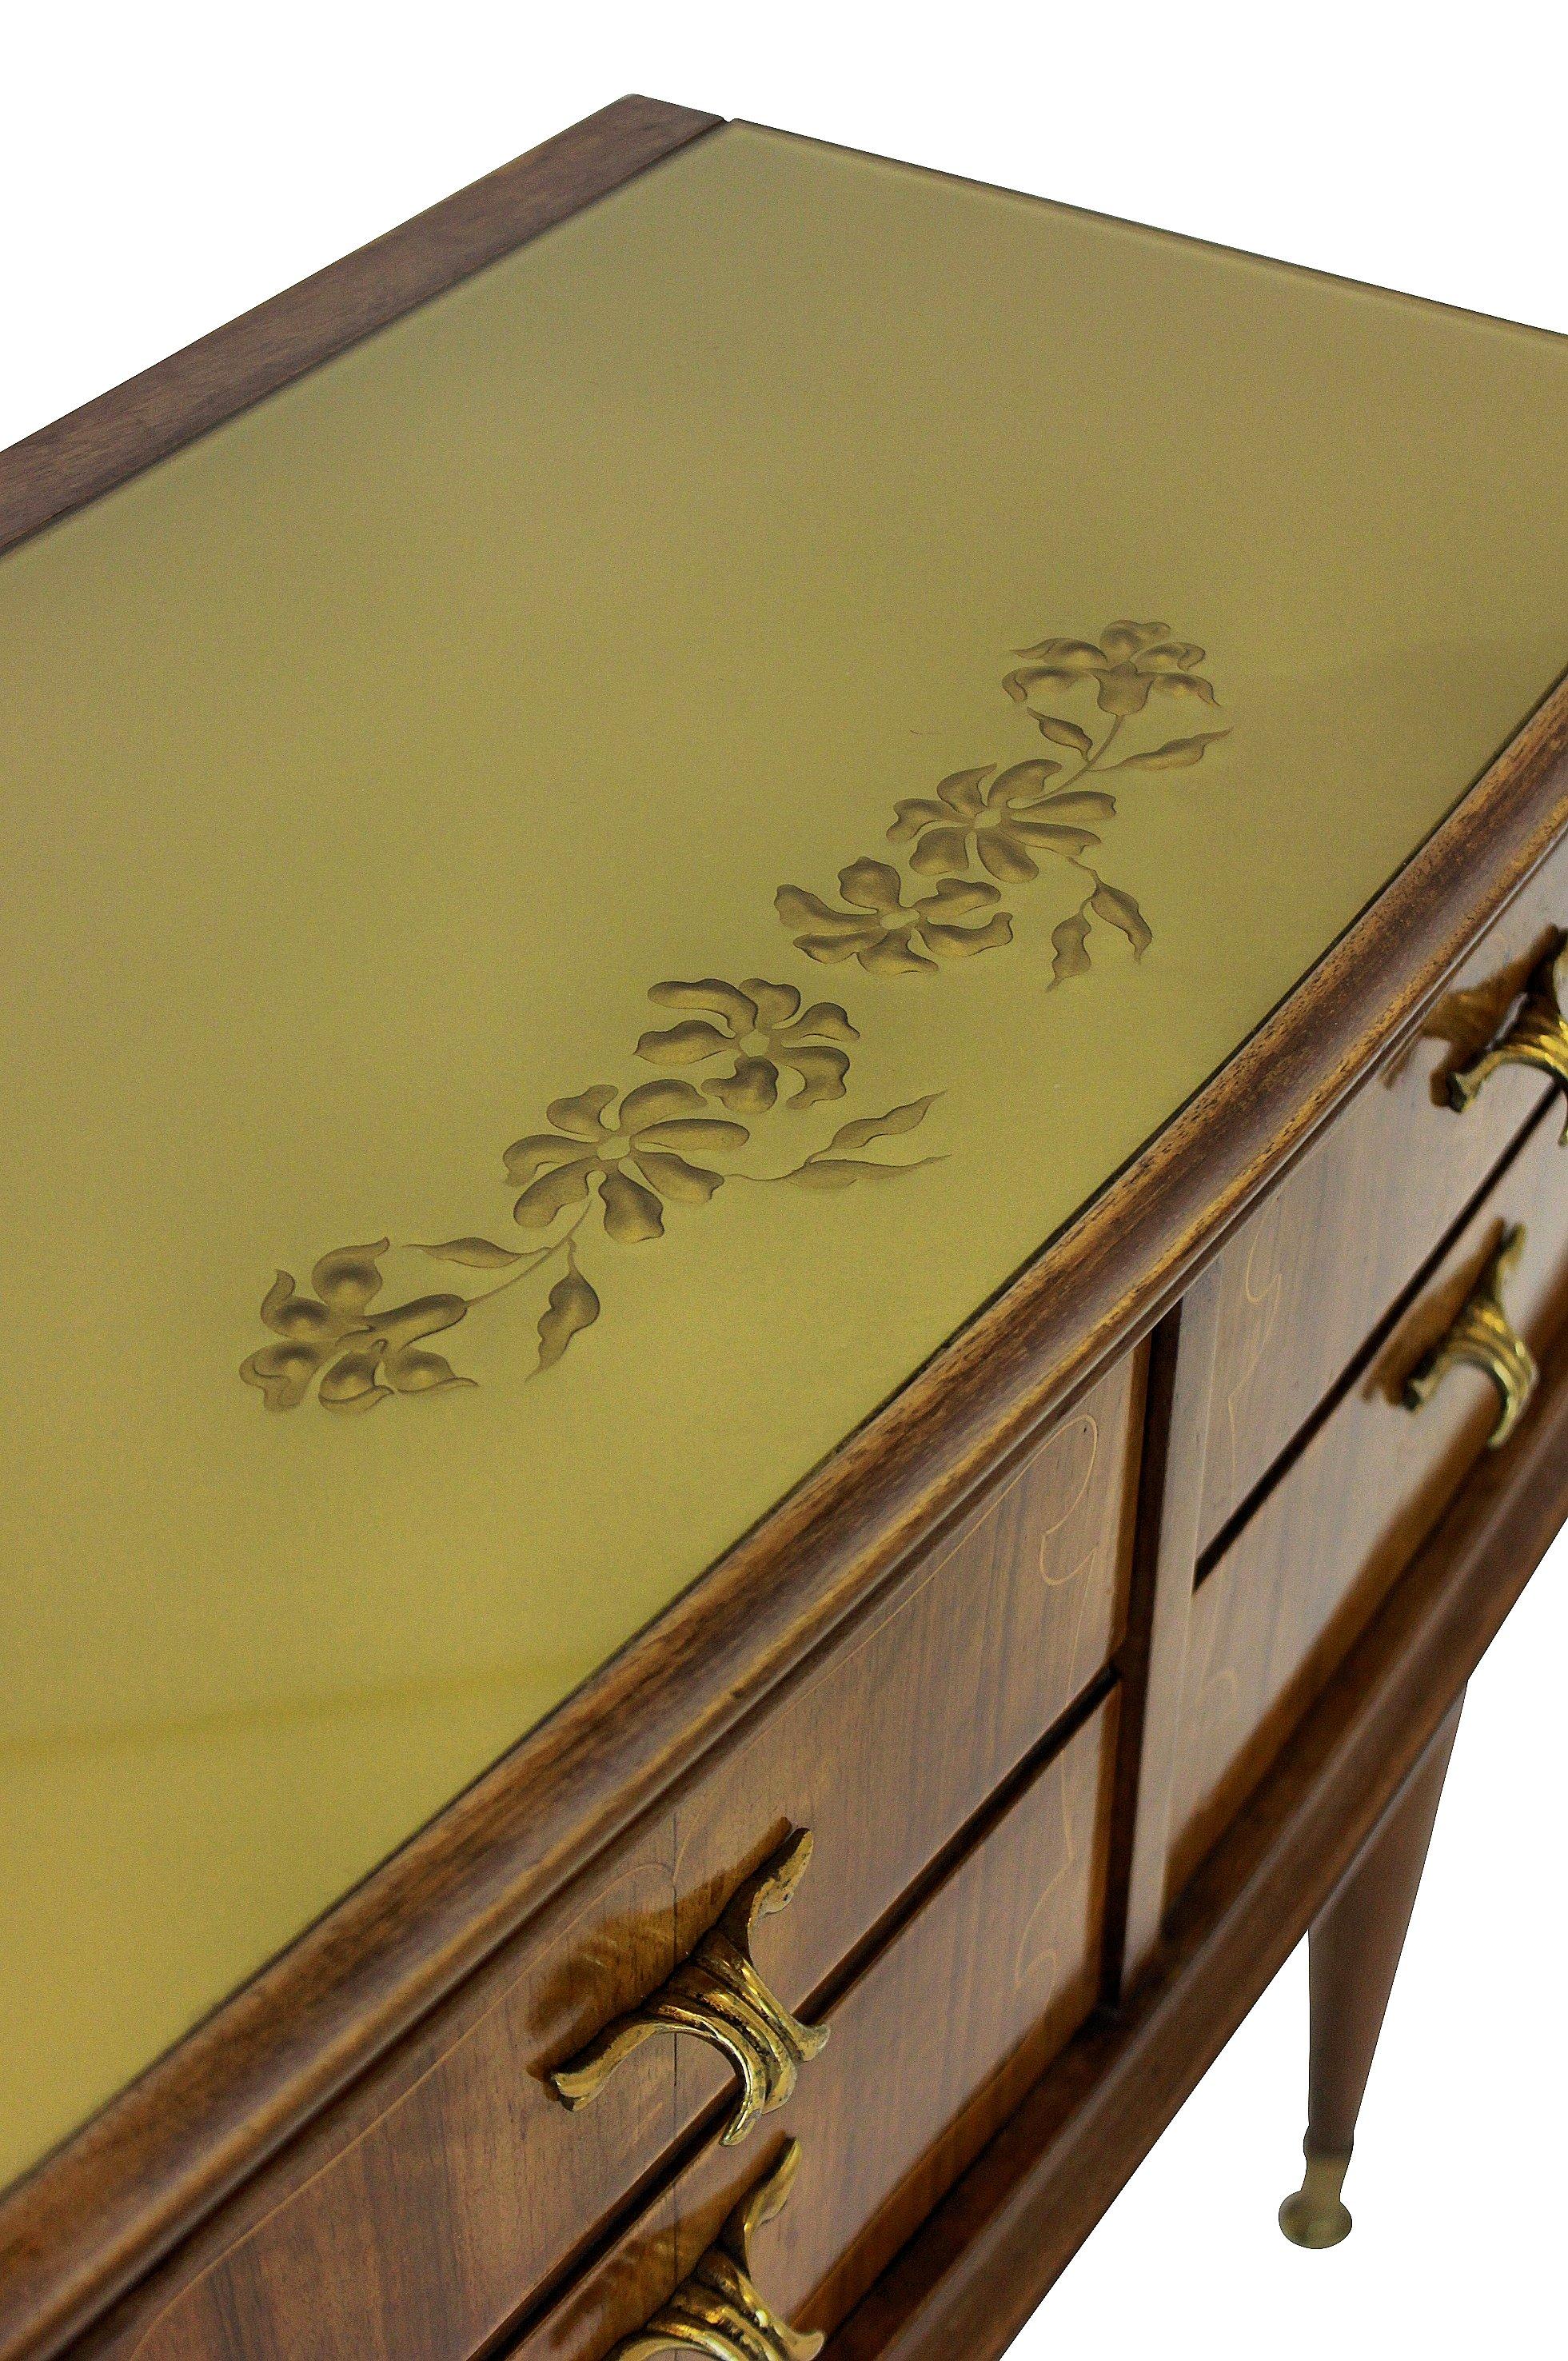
(0, 94, 719, 555)
(2, 98, 1567, 2361)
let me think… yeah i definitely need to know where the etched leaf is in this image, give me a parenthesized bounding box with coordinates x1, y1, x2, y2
(799, 927, 882, 964)
(618, 1079, 708, 1131)
(908, 825, 972, 877)
(1099, 621, 1172, 657)
(504, 1131, 588, 1184)
(633, 1116, 748, 1154)
(1030, 714, 1095, 755)
(1152, 673, 1220, 706)
(536, 1258, 600, 1371)
(706, 1056, 779, 1113)
(787, 1002, 858, 1044)
(318, 1344, 391, 1413)
(888, 797, 950, 841)
(781, 1045, 850, 1107)
(1094, 665, 1154, 716)
(1007, 819, 1101, 855)
(1035, 789, 1117, 821)
(258, 1272, 341, 1342)
(918, 877, 1001, 917)
(1011, 637, 1105, 668)
(374, 1293, 469, 1348)
(645, 978, 755, 1031)
(1090, 884, 1153, 957)
(776, 1156, 944, 1190)
(310, 1240, 389, 1314)
(545, 1085, 616, 1139)
(1050, 910, 1092, 987)
(839, 857, 905, 913)
(825, 1095, 941, 1153)
(1108, 729, 1229, 770)
(513, 1156, 595, 1227)
(742, 979, 802, 1029)
(988, 760, 1061, 803)
(977, 829, 1038, 884)
(859, 934, 935, 975)
(921, 913, 1014, 958)
(636, 1019, 732, 1065)
(629, 1149, 724, 1204)
(935, 766, 993, 817)
(385, 1347, 474, 1395)
(776, 885, 868, 935)
(412, 1237, 525, 1268)
(240, 1341, 324, 1410)
(598, 1169, 665, 1244)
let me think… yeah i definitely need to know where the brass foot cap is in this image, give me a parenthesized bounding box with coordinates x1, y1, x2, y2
(1279, 2147, 1353, 2249)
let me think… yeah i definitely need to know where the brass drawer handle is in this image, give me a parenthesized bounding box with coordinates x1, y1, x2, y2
(612, 2137, 822, 2361)
(1403, 1224, 1538, 1448)
(1447, 942, 1568, 1138)
(551, 1830, 828, 2146)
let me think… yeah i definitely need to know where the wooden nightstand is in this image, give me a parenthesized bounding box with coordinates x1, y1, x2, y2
(2, 94, 1565, 2361)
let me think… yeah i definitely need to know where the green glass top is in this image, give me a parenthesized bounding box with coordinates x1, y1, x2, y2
(3, 120, 1566, 2186)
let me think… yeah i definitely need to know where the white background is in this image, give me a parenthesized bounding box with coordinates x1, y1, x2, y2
(6, 6, 1564, 2354)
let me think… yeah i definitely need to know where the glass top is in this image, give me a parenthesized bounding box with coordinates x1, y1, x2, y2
(3, 120, 1566, 2184)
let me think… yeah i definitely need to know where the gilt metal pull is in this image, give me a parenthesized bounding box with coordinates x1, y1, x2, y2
(1447, 942, 1568, 1139)
(551, 1831, 828, 2146)
(611, 2137, 821, 2361)
(1403, 1224, 1538, 1448)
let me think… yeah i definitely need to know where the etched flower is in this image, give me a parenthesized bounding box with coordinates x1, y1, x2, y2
(776, 860, 1011, 976)
(505, 1082, 748, 1243)
(1003, 621, 1219, 716)
(636, 977, 858, 1113)
(888, 761, 1116, 885)
(240, 1240, 472, 1412)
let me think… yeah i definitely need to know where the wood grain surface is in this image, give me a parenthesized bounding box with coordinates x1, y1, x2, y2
(1170, 1095, 1568, 1894)
(508, 1698, 1118, 2361)
(824, 1308, 1568, 2361)
(2, 92, 1567, 2361)
(71, 1362, 1139, 2361)
(5, 664, 1564, 2361)
(1191, 829, 1568, 1557)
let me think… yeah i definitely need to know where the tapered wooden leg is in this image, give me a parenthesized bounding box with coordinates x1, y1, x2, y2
(1279, 1691, 1465, 2248)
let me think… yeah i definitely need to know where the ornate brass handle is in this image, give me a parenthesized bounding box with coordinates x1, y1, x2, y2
(1447, 942, 1568, 1139)
(551, 1831, 828, 2146)
(611, 2138, 821, 2361)
(1403, 1225, 1538, 1448)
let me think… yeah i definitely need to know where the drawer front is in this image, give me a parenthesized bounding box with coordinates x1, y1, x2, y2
(514, 1696, 1119, 2361)
(108, 1356, 1141, 2361)
(1192, 832, 1568, 1556)
(1170, 1105, 1568, 1894)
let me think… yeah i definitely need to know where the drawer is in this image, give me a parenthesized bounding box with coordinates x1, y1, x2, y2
(512, 1694, 1119, 2361)
(106, 1355, 1142, 2361)
(1169, 1100, 1568, 1895)
(1191, 835, 1568, 1556)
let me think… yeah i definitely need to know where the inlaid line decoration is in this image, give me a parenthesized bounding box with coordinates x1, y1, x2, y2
(241, 619, 1227, 1411)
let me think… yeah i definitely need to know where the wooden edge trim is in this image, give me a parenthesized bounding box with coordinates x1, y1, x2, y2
(2, 680, 1566, 2361)
(825, 1314, 1568, 2361)
(0, 95, 720, 554)
(2, 140, 1566, 2360)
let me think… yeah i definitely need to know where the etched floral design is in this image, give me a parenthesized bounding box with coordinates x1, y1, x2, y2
(888, 761, 1115, 885)
(1002, 621, 1219, 717)
(505, 1081, 750, 1243)
(243, 609, 1230, 1415)
(636, 979, 859, 1113)
(776, 861, 1011, 976)
(746, 1095, 946, 1190)
(241, 1240, 473, 1413)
